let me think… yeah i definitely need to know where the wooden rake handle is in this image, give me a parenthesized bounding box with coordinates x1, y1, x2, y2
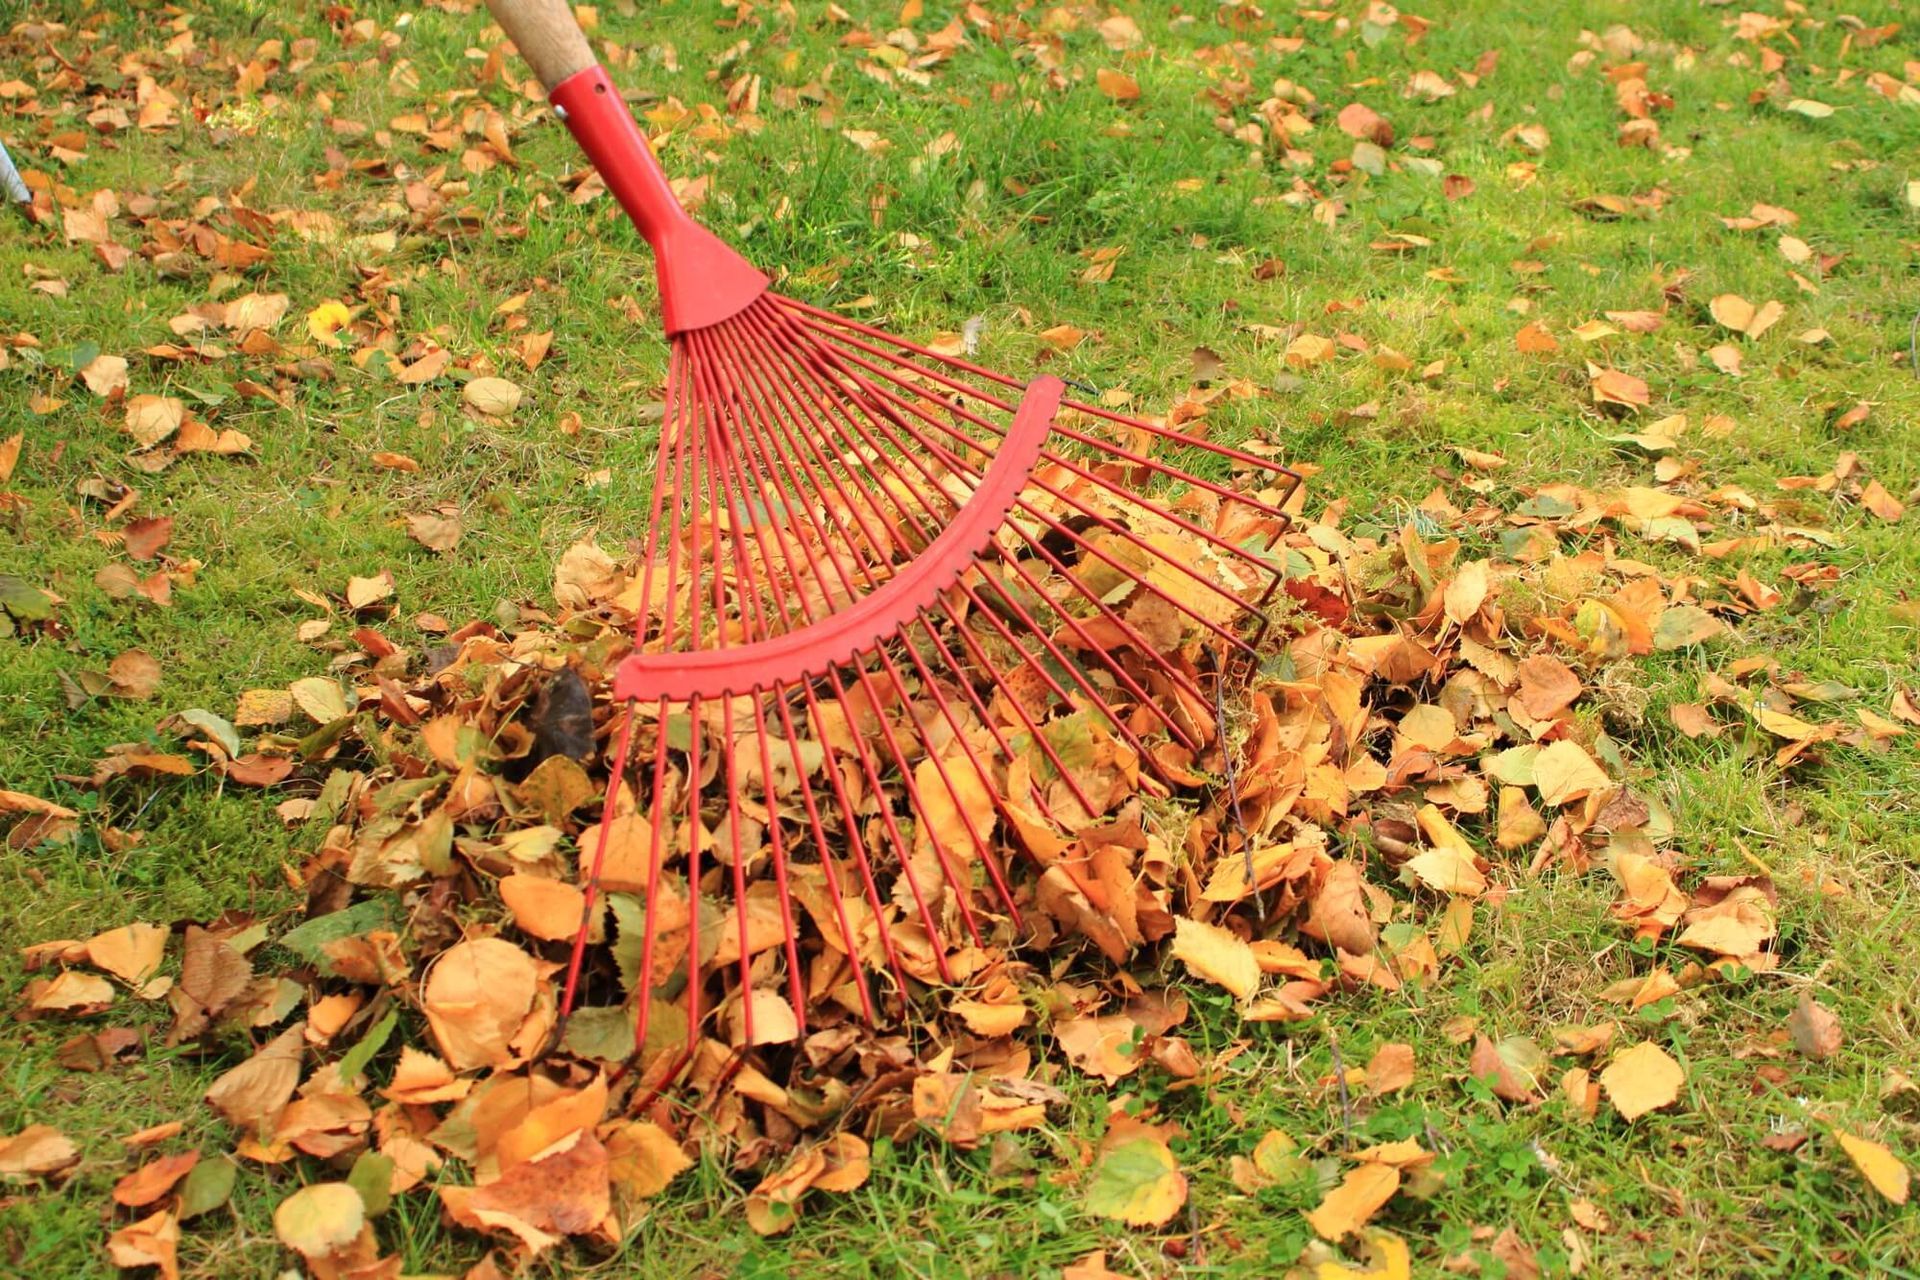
(484, 0, 596, 91)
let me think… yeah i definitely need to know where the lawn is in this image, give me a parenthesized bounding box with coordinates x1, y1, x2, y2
(2, 1, 1917, 1277)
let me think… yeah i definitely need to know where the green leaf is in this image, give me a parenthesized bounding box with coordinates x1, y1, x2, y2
(279, 899, 393, 970)
(347, 1152, 394, 1218)
(178, 708, 242, 759)
(1652, 604, 1727, 651)
(0, 576, 56, 622)
(176, 1156, 238, 1221)
(335, 1007, 396, 1082)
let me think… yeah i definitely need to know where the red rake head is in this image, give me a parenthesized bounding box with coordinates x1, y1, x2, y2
(542, 63, 1302, 1089)
(563, 293, 1301, 1088)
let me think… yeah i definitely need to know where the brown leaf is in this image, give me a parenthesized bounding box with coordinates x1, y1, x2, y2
(1668, 704, 1721, 739)
(1365, 1042, 1416, 1095)
(1514, 655, 1581, 720)
(122, 516, 174, 561)
(1860, 480, 1905, 522)
(1095, 69, 1141, 102)
(107, 649, 162, 700)
(1788, 993, 1843, 1060)
(79, 353, 130, 398)
(1470, 1033, 1543, 1103)
(86, 922, 168, 989)
(1304, 860, 1377, 955)
(1514, 322, 1558, 354)
(1589, 365, 1651, 409)
(1336, 102, 1393, 145)
(421, 938, 540, 1071)
(106, 1207, 180, 1280)
(393, 347, 452, 385)
(406, 511, 464, 553)
(29, 970, 115, 1012)
(1055, 1015, 1145, 1085)
(124, 396, 185, 448)
(204, 1021, 305, 1128)
(0, 1125, 80, 1177)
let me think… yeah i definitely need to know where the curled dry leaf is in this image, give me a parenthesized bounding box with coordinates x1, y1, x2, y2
(106, 1207, 179, 1280)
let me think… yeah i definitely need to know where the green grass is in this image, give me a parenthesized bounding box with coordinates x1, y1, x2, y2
(4, 1, 1918, 1276)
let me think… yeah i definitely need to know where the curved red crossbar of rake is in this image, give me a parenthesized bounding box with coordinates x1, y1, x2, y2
(522, 49, 1300, 1087)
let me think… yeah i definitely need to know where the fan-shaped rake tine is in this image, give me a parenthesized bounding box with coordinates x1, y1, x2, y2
(698, 330, 1036, 924)
(694, 330, 924, 1025)
(746, 695, 809, 1034)
(701, 327, 991, 952)
(721, 312, 1100, 815)
(684, 332, 919, 1005)
(789, 298, 1303, 515)
(798, 332, 1280, 652)
(744, 318, 1206, 770)
(696, 328, 968, 975)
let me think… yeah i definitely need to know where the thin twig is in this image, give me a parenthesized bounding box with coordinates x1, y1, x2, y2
(1212, 648, 1258, 922)
(1328, 1026, 1354, 1151)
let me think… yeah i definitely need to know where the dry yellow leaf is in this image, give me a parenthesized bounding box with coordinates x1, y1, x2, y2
(606, 1120, 692, 1200)
(1172, 916, 1261, 999)
(1836, 1130, 1910, 1205)
(1599, 1041, 1685, 1121)
(1533, 739, 1612, 806)
(1286, 333, 1337, 368)
(1306, 1162, 1401, 1240)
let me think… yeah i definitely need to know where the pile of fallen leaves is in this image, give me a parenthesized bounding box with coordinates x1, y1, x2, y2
(11, 427, 1915, 1273)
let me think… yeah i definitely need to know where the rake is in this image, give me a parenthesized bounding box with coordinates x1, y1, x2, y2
(485, 0, 1301, 1080)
